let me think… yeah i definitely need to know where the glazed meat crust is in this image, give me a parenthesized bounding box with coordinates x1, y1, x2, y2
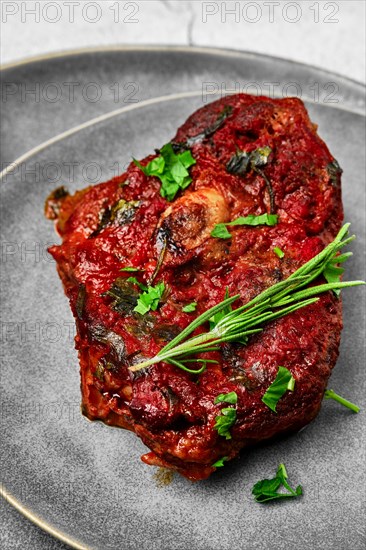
(46, 94, 343, 480)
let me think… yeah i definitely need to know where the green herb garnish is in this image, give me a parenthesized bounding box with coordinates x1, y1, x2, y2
(214, 392, 238, 439)
(324, 389, 360, 413)
(323, 252, 352, 296)
(182, 302, 197, 313)
(120, 266, 144, 272)
(134, 143, 196, 201)
(134, 281, 166, 315)
(211, 213, 278, 239)
(252, 463, 303, 503)
(214, 391, 238, 405)
(210, 224, 232, 239)
(127, 276, 148, 292)
(129, 224, 364, 374)
(274, 247, 285, 258)
(262, 366, 295, 413)
(209, 288, 232, 330)
(214, 408, 237, 440)
(212, 456, 229, 468)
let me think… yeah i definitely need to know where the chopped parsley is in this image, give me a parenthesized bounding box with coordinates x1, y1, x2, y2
(211, 213, 278, 239)
(252, 463, 303, 503)
(210, 224, 232, 240)
(273, 247, 285, 258)
(212, 456, 229, 468)
(214, 391, 238, 405)
(126, 276, 148, 291)
(134, 281, 165, 315)
(134, 143, 196, 201)
(214, 391, 238, 439)
(182, 302, 197, 313)
(324, 389, 360, 413)
(262, 366, 295, 412)
(214, 408, 237, 440)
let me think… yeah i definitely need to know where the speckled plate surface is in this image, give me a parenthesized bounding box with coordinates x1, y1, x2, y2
(1, 48, 365, 550)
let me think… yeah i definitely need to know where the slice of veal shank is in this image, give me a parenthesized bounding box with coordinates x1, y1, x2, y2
(46, 93, 345, 481)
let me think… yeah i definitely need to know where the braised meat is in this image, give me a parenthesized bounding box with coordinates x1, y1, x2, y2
(46, 94, 343, 480)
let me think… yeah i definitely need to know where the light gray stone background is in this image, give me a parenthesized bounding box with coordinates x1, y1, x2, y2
(1, 1, 365, 549)
(0, 0, 365, 82)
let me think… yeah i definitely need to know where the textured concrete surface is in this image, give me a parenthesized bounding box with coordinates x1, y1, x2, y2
(0, 1, 365, 83)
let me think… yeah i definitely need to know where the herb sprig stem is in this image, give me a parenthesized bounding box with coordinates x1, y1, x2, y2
(129, 224, 364, 373)
(324, 389, 360, 413)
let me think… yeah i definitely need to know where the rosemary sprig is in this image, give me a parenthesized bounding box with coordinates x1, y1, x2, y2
(129, 224, 364, 373)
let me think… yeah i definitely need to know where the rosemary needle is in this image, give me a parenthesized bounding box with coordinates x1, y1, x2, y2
(129, 224, 364, 373)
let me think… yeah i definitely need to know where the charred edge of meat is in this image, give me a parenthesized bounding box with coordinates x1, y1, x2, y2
(149, 233, 168, 284)
(156, 225, 184, 256)
(254, 168, 276, 214)
(95, 356, 123, 380)
(102, 278, 139, 314)
(160, 386, 179, 408)
(227, 147, 276, 214)
(153, 324, 181, 344)
(125, 313, 155, 338)
(89, 324, 126, 362)
(221, 344, 261, 390)
(75, 284, 86, 320)
(227, 152, 251, 174)
(272, 267, 284, 282)
(172, 105, 234, 151)
(44, 186, 70, 219)
(90, 199, 140, 238)
(327, 159, 343, 186)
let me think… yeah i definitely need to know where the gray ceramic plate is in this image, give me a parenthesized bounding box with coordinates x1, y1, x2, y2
(1, 48, 365, 550)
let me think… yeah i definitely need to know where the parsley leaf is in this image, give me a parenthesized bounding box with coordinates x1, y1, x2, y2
(134, 282, 165, 315)
(182, 302, 197, 313)
(211, 224, 232, 239)
(214, 407, 237, 440)
(212, 456, 229, 468)
(127, 277, 148, 292)
(252, 463, 303, 503)
(214, 391, 238, 405)
(262, 366, 295, 412)
(323, 252, 352, 296)
(273, 247, 285, 258)
(214, 390, 238, 439)
(211, 214, 278, 239)
(134, 143, 196, 201)
(324, 389, 360, 413)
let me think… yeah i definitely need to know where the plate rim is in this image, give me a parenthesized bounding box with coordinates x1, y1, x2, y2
(2, 82, 365, 183)
(0, 485, 88, 550)
(1, 43, 365, 94)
